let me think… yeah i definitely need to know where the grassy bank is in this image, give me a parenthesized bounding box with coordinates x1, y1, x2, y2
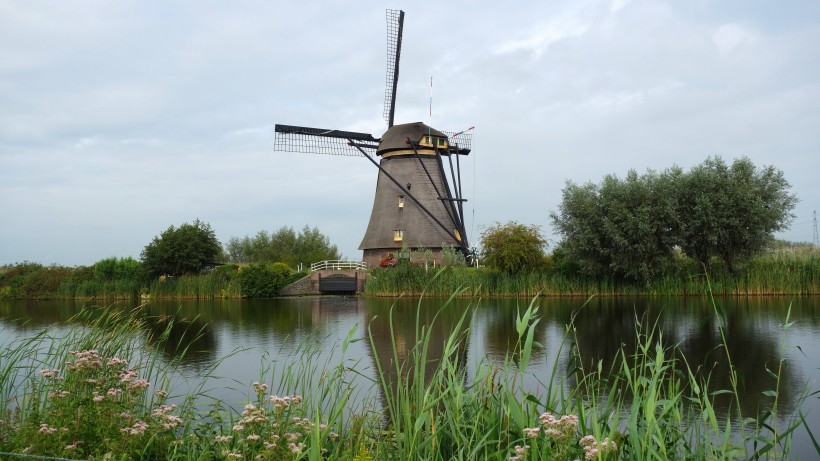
(1, 295, 816, 460)
(2, 249, 818, 299)
(0, 263, 304, 300)
(365, 251, 820, 297)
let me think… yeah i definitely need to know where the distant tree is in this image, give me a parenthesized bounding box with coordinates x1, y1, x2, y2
(223, 225, 340, 266)
(550, 168, 681, 283)
(550, 157, 798, 280)
(141, 220, 221, 278)
(480, 221, 547, 274)
(677, 156, 797, 272)
(293, 225, 342, 265)
(223, 237, 246, 263)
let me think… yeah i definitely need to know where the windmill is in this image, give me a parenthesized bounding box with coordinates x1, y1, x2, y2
(274, 9, 473, 268)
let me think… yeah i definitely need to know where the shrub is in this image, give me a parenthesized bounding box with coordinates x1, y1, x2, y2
(238, 263, 293, 298)
(480, 221, 548, 274)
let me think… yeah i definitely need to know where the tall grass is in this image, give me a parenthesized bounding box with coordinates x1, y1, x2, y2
(364, 251, 820, 297)
(148, 273, 242, 299)
(1, 294, 817, 460)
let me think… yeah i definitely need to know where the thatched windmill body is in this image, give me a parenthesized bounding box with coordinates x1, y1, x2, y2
(274, 10, 472, 267)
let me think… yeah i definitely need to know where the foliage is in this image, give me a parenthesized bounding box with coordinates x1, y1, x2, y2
(0, 262, 72, 300)
(238, 262, 294, 298)
(676, 156, 798, 272)
(550, 168, 681, 284)
(364, 250, 820, 297)
(480, 221, 548, 274)
(148, 272, 241, 299)
(410, 247, 436, 269)
(440, 244, 467, 267)
(223, 225, 341, 267)
(93, 256, 143, 281)
(551, 157, 798, 283)
(140, 219, 221, 279)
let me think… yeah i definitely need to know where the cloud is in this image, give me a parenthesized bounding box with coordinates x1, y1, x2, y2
(610, 0, 631, 14)
(713, 23, 757, 57)
(493, 19, 590, 58)
(121, 138, 160, 146)
(222, 125, 273, 139)
(73, 136, 100, 149)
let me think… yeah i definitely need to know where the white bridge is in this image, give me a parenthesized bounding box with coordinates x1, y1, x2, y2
(310, 260, 368, 271)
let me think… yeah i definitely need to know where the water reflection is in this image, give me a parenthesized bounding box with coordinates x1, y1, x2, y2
(560, 297, 811, 420)
(139, 314, 218, 372)
(361, 298, 472, 414)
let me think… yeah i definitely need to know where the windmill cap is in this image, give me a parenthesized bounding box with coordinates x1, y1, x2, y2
(378, 122, 447, 155)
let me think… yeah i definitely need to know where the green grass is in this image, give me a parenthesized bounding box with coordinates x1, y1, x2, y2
(1, 290, 817, 460)
(364, 251, 820, 297)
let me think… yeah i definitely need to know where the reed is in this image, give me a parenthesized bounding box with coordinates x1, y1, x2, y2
(148, 273, 242, 299)
(364, 251, 820, 297)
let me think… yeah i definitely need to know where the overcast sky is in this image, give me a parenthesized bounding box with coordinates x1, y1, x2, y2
(2, 0, 818, 266)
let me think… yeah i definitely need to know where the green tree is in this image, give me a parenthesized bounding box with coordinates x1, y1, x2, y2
(293, 225, 342, 265)
(480, 222, 547, 274)
(93, 257, 143, 281)
(140, 220, 221, 278)
(223, 225, 340, 266)
(550, 157, 798, 280)
(550, 168, 682, 283)
(677, 156, 797, 272)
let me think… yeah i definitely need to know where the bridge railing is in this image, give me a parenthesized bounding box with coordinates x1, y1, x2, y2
(310, 260, 368, 271)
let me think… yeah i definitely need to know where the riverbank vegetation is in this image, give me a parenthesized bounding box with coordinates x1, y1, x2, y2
(365, 242, 820, 297)
(2, 242, 817, 299)
(0, 221, 336, 300)
(1, 295, 815, 460)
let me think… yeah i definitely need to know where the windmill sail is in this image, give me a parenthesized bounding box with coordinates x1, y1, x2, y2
(274, 124, 379, 157)
(383, 9, 404, 128)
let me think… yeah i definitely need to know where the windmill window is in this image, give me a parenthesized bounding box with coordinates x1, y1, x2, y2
(393, 229, 404, 242)
(438, 138, 447, 147)
(398, 196, 404, 208)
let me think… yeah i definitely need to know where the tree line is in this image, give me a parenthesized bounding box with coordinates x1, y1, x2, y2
(140, 221, 340, 279)
(478, 156, 797, 284)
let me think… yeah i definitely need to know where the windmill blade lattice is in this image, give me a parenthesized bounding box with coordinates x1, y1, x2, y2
(440, 129, 473, 153)
(383, 9, 404, 128)
(274, 124, 379, 157)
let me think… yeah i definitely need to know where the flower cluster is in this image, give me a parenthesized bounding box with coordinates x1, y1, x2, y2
(508, 444, 529, 461)
(579, 435, 618, 460)
(25, 348, 186, 459)
(269, 394, 302, 412)
(252, 382, 269, 394)
(152, 404, 184, 430)
(211, 385, 338, 461)
(539, 412, 579, 440)
(66, 349, 103, 371)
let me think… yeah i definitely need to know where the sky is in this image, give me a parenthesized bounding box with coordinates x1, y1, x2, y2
(1, 0, 819, 266)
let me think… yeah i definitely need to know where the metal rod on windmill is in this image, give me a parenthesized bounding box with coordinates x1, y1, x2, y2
(274, 9, 475, 267)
